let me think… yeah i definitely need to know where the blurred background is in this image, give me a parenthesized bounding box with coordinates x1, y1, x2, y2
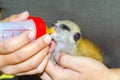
(0, 0, 120, 68)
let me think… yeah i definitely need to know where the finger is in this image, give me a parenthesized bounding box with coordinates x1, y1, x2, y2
(0, 31, 34, 54)
(0, 34, 52, 67)
(40, 72, 52, 80)
(0, 14, 17, 22)
(11, 11, 29, 22)
(57, 53, 86, 72)
(1, 11, 29, 22)
(1, 46, 49, 74)
(58, 53, 104, 73)
(45, 60, 80, 80)
(16, 55, 49, 75)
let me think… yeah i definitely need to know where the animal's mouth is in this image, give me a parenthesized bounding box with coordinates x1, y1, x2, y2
(49, 32, 58, 51)
(48, 24, 58, 54)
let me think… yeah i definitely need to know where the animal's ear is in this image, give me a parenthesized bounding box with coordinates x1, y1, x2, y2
(74, 32, 81, 42)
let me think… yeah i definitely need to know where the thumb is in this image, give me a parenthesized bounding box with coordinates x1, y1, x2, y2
(57, 53, 90, 72)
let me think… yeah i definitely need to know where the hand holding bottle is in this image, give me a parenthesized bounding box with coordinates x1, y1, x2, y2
(0, 11, 52, 76)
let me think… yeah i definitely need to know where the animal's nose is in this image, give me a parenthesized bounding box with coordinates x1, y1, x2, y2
(50, 23, 56, 27)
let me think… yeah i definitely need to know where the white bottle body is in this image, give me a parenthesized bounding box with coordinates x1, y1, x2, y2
(0, 20, 36, 41)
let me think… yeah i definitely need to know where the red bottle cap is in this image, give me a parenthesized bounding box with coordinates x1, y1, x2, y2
(28, 16, 46, 39)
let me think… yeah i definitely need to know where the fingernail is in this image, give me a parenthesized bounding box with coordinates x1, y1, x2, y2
(28, 31, 35, 40)
(18, 11, 29, 18)
(44, 34, 52, 44)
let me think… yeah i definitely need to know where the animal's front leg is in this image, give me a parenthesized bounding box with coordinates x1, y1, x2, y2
(50, 47, 62, 64)
(51, 55, 57, 64)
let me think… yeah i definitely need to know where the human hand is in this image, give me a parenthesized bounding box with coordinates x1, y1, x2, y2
(0, 11, 52, 75)
(41, 53, 119, 80)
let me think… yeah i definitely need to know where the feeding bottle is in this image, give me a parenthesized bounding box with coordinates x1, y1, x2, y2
(0, 16, 54, 41)
(0, 16, 55, 79)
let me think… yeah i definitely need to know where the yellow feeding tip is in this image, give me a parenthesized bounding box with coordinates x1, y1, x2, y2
(0, 74, 14, 79)
(46, 26, 55, 34)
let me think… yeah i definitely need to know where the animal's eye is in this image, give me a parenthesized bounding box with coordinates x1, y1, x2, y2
(74, 32, 81, 42)
(60, 24, 70, 31)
